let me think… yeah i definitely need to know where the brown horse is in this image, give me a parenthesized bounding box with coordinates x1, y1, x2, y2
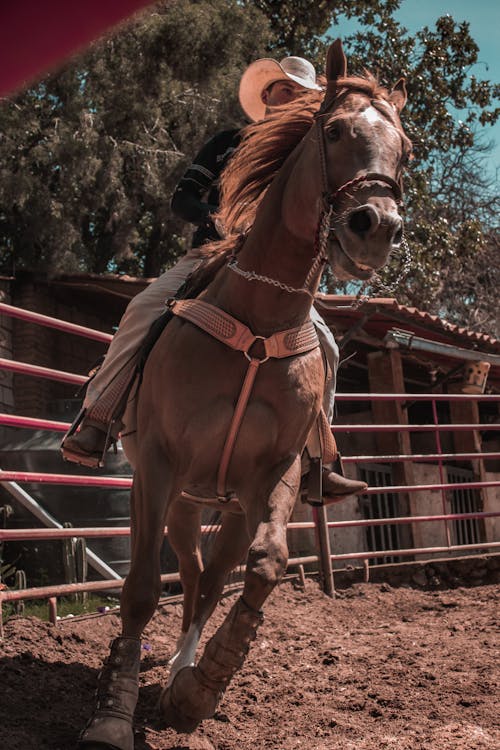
(79, 40, 411, 748)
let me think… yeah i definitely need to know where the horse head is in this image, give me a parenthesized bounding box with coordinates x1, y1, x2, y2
(320, 40, 412, 280)
(283, 39, 412, 283)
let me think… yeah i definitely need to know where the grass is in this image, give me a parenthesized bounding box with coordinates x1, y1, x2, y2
(4, 594, 120, 622)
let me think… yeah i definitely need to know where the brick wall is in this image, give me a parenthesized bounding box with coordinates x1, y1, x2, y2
(11, 278, 123, 419)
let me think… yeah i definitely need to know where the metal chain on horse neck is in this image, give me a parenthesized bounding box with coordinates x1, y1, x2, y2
(227, 255, 317, 298)
(227, 205, 333, 297)
(226, 205, 412, 307)
(344, 233, 413, 310)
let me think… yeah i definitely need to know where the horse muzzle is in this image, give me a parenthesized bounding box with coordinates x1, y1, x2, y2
(329, 202, 403, 281)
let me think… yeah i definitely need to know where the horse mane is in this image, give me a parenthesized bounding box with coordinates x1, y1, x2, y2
(200, 72, 397, 258)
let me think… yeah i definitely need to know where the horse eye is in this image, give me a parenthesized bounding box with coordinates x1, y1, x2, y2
(326, 123, 342, 141)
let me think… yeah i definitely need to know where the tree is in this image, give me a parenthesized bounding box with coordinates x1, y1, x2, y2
(0, 1, 498, 335)
(335, 12, 499, 335)
(247, 0, 402, 58)
(0, 0, 271, 277)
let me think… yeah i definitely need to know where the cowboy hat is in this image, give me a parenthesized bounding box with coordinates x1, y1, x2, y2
(238, 56, 322, 122)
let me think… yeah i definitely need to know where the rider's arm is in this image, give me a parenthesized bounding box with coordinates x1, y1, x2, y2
(171, 130, 239, 231)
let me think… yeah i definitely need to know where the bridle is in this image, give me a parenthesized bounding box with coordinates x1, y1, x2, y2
(228, 92, 410, 306)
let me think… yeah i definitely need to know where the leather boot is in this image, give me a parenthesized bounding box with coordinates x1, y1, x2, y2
(61, 424, 113, 468)
(301, 453, 368, 506)
(79, 636, 141, 750)
(322, 468, 367, 501)
(160, 597, 263, 733)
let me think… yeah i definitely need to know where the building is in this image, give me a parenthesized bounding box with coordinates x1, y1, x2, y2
(1, 273, 499, 578)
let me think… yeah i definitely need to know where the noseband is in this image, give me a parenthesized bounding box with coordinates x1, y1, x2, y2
(315, 115, 403, 209)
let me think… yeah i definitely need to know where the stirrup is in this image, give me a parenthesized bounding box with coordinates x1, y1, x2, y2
(61, 409, 117, 469)
(301, 457, 324, 507)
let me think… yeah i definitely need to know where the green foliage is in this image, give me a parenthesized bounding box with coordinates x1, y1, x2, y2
(3, 594, 120, 623)
(247, 0, 401, 58)
(330, 9, 499, 334)
(0, 0, 498, 334)
(0, 0, 271, 277)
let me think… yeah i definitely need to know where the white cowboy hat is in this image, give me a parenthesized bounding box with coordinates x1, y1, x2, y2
(238, 56, 322, 122)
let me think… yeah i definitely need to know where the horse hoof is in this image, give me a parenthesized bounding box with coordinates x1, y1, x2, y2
(159, 666, 221, 733)
(160, 685, 201, 734)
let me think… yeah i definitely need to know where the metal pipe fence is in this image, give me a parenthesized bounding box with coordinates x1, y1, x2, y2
(0, 302, 499, 621)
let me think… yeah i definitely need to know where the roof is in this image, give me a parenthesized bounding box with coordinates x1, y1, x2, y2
(48, 275, 500, 351)
(315, 295, 500, 353)
(24, 273, 500, 386)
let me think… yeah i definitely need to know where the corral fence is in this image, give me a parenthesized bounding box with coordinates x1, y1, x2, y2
(0, 301, 499, 632)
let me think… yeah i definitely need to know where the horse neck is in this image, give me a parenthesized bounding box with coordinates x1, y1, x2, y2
(209, 149, 321, 335)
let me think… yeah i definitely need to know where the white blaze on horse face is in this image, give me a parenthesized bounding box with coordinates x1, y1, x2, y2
(359, 105, 401, 172)
(362, 106, 385, 126)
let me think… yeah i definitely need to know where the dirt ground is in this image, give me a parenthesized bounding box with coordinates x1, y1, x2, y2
(1, 577, 499, 750)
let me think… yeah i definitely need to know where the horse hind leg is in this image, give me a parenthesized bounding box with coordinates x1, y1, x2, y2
(164, 500, 203, 671)
(79, 450, 175, 750)
(161, 456, 300, 733)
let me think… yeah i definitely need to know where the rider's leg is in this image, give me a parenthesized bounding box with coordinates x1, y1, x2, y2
(309, 306, 367, 499)
(61, 252, 203, 466)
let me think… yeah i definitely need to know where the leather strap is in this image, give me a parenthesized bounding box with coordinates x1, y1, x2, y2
(169, 298, 320, 501)
(216, 357, 260, 500)
(169, 298, 319, 360)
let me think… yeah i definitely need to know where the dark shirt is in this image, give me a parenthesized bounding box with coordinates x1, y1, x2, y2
(171, 128, 241, 248)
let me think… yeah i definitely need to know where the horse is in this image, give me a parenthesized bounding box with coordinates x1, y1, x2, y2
(78, 39, 412, 749)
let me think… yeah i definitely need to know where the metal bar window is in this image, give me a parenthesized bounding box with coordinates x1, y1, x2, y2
(358, 464, 403, 564)
(446, 466, 483, 547)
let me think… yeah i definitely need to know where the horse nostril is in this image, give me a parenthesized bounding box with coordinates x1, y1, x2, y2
(393, 225, 403, 245)
(348, 208, 373, 236)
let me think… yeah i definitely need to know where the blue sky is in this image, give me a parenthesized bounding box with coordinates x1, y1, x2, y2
(333, 0, 500, 181)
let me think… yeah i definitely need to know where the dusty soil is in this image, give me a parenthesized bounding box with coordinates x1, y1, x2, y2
(1, 579, 499, 750)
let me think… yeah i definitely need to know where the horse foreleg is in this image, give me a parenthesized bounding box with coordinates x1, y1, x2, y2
(161, 456, 300, 733)
(79, 454, 174, 750)
(166, 511, 249, 687)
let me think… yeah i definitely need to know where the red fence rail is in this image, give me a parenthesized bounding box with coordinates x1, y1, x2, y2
(1, 302, 499, 623)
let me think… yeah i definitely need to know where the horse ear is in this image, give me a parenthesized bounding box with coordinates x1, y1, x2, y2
(389, 78, 407, 112)
(326, 38, 347, 82)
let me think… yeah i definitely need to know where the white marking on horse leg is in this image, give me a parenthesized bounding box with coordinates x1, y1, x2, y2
(167, 631, 187, 667)
(167, 623, 201, 685)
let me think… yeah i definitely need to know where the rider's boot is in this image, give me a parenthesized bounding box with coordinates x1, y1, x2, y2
(61, 364, 137, 468)
(302, 409, 367, 505)
(61, 419, 113, 468)
(321, 466, 367, 501)
(301, 456, 367, 506)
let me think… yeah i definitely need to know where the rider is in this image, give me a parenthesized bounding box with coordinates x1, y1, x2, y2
(61, 55, 367, 501)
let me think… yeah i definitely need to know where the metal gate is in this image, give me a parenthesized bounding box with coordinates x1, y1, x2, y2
(446, 465, 484, 547)
(358, 463, 403, 564)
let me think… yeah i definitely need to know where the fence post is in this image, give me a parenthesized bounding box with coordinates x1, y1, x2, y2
(312, 505, 335, 597)
(75, 537, 88, 605)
